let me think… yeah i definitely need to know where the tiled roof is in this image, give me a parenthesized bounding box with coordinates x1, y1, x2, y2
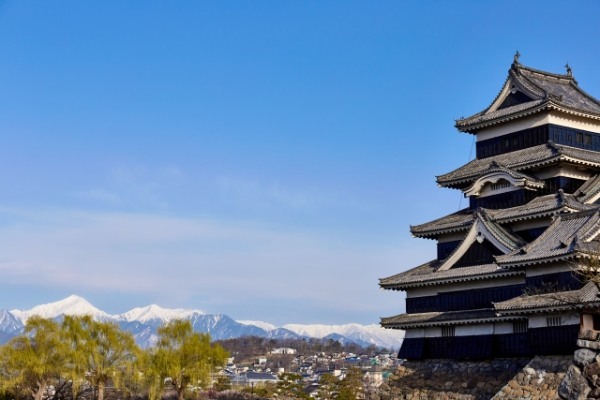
(490, 190, 597, 221)
(437, 142, 600, 188)
(496, 209, 600, 267)
(380, 309, 516, 329)
(379, 260, 523, 290)
(411, 191, 597, 239)
(463, 161, 544, 196)
(410, 208, 473, 238)
(478, 209, 527, 251)
(456, 62, 600, 133)
(494, 282, 600, 314)
(574, 174, 600, 204)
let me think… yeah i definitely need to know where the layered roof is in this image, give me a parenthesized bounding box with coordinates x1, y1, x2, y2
(379, 260, 523, 290)
(494, 282, 600, 315)
(574, 174, 600, 204)
(456, 59, 600, 133)
(463, 161, 544, 197)
(384, 203, 600, 289)
(437, 141, 600, 189)
(381, 309, 518, 329)
(496, 209, 600, 268)
(411, 191, 597, 239)
(381, 282, 600, 329)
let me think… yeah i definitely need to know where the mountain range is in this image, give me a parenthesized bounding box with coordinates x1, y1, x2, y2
(1, 295, 404, 349)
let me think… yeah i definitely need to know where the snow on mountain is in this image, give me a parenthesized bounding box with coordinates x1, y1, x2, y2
(0, 310, 23, 334)
(238, 320, 277, 331)
(118, 304, 204, 324)
(10, 295, 111, 323)
(1, 296, 404, 349)
(283, 323, 404, 350)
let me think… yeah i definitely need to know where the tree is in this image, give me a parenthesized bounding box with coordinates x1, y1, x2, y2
(0, 317, 69, 400)
(62, 315, 140, 400)
(213, 376, 231, 392)
(317, 373, 340, 399)
(276, 373, 309, 399)
(337, 368, 363, 400)
(146, 320, 228, 400)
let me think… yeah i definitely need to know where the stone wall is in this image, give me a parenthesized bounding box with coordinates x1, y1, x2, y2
(557, 329, 600, 400)
(384, 356, 572, 400)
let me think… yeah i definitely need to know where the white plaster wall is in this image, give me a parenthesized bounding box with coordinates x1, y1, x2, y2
(405, 329, 425, 338)
(406, 276, 524, 298)
(476, 112, 600, 141)
(456, 324, 494, 336)
(494, 322, 514, 334)
(476, 114, 549, 141)
(425, 327, 441, 337)
(536, 165, 593, 181)
(529, 313, 579, 328)
(548, 113, 600, 134)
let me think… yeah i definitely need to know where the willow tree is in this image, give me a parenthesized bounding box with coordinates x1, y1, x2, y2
(62, 315, 140, 400)
(146, 320, 228, 400)
(0, 317, 69, 400)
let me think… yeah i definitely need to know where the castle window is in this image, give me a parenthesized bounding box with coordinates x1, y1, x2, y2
(513, 320, 528, 333)
(547, 316, 562, 327)
(441, 326, 455, 337)
(490, 180, 511, 191)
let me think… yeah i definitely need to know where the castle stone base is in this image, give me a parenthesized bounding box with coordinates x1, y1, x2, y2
(383, 356, 572, 400)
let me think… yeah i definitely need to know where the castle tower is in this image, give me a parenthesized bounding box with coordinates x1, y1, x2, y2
(381, 55, 600, 360)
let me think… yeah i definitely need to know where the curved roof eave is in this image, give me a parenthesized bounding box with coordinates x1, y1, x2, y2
(456, 102, 600, 134)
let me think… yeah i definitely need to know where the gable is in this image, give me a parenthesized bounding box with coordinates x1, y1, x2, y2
(437, 211, 525, 272)
(497, 90, 533, 110)
(453, 239, 505, 268)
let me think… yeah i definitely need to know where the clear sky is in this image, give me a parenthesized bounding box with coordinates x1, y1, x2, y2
(1, 1, 600, 326)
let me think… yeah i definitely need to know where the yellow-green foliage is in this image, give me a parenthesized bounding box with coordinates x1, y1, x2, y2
(0, 317, 68, 400)
(0, 317, 227, 400)
(145, 320, 228, 400)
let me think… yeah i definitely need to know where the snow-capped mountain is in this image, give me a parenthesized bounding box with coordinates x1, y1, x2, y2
(10, 295, 111, 323)
(0, 295, 403, 350)
(283, 323, 404, 350)
(238, 320, 277, 331)
(117, 304, 204, 324)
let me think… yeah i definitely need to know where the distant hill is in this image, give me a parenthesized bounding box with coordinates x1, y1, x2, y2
(1, 295, 404, 349)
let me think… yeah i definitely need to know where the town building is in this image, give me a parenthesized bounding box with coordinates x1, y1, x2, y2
(380, 54, 600, 360)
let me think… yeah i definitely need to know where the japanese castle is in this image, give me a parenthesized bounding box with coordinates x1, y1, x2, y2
(381, 54, 600, 360)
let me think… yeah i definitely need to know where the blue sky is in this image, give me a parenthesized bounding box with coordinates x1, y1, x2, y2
(1, 1, 600, 325)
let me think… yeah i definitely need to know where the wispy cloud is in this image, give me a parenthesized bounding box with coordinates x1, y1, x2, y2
(215, 175, 370, 212)
(74, 164, 185, 209)
(0, 207, 407, 322)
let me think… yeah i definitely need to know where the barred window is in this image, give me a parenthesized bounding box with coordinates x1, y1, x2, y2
(441, 326, 455, 337)
(490, 180, 511, 191)
(513, 320, 528, 333)
(547, 316, 562, 327)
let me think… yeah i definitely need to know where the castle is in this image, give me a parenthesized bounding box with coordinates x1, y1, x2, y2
(381, 54, 600, 360)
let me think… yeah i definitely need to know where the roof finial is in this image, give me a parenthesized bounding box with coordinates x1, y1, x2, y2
(513, 50, 521, 64)
(565, 63, 572, 77)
